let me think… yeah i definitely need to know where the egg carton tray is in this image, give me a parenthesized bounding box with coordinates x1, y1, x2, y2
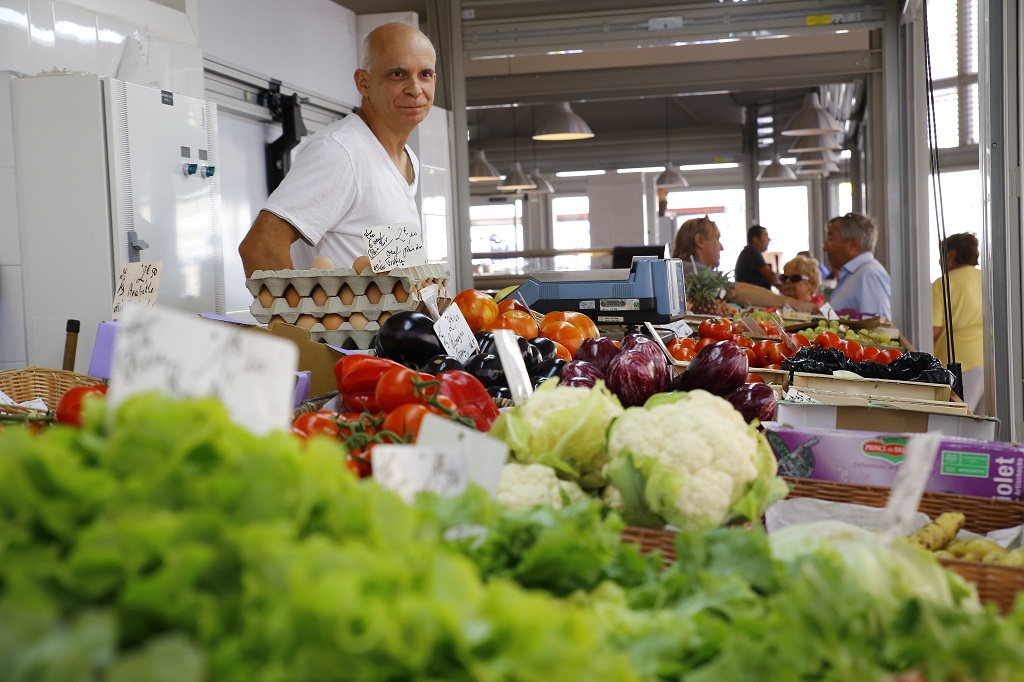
(250, 293, 420, 322)
(309, 328, 378, 351)
(246, 263, 450, 298)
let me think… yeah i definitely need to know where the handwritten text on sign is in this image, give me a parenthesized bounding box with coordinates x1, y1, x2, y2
(433, 303, 480, 363)
(372, 445, 468, 503)
(107, 304, 298, 435)
(112, 261, 162, 320)
(362, 220, 427, 272)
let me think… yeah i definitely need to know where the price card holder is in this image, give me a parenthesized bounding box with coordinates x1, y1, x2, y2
(664, 318, 693, 339)
(416, 284, 442, 321)
(769, 318, 799, 353)
(819, 302, 840, 321)
(112, 261, 162, 320)
(417, 413, 509, 496)
(433, 303, 480, 363)
(361, 220, 427, 273)
(492, 329, 532, 405)
(108, 304, 298, 435)
(372, 444, 467, 504)
(879, 433, 944, 540)
(644, 321, 678, 365)
(740, 316, 764, 335)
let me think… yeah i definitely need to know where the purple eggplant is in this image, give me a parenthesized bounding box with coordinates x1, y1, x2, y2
(574, 337, 620, 373)
(672, 339, 748, 396)
(619, 333, 666, 364)
(606, 349, 668, 407)
(560, 359, 605, 385)
(562, 375, 599, 389)
(724, 382, 778, 424)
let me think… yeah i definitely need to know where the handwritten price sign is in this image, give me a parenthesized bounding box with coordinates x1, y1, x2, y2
(112, 261, 162, 320)
(362, 221, 427, 272)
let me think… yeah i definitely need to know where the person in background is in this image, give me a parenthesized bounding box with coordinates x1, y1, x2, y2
(779, 255, 825, 307)
(734, 225, 779, 289)
(671, 216, 818, 313)
(822, 212, 892, 320)
(239, 22, 436, 276)
(798, 249, 832, 283)
(932, 232, 984, 414)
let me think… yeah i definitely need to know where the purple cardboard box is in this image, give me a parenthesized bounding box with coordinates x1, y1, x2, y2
(765, 425, 1024, 500)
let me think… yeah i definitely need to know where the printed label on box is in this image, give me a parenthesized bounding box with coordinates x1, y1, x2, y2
(941, 451, 991, 478)
(860, 436, 908, 464)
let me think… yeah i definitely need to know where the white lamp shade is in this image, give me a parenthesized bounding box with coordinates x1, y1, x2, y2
(532, 102, 595, 141)
(525, 168, 554, 193)
(787, 133, 842, 153)
(782, 92, 843, 136)
(655, 164, 689, 189)
(796, 161, 840, 175)
(497, 161, 537, 191)
(468, 150, 502, 181)
(790, 148, 840, 166)
(757, 154, 798, 181)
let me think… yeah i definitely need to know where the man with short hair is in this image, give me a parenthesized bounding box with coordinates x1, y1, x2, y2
(822, 212, 892, 319)
(734, 224, 778, 289)
(240, 22, 437, 275)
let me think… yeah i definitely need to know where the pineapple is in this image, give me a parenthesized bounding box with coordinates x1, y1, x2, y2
(685, 267, 734, 316)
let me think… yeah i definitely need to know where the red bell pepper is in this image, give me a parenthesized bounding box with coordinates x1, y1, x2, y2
(333, 355, 403, 413)
(436, 370, 501, 432)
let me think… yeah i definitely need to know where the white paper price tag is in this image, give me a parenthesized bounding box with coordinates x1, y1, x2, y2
(665, 318, 693, 339)
(372, 444, 468, 504)
(879, 434, 944, 540)
(112, 261, 162, 320)
(782, 387, 819, 404)
(108, 304, 298, 435)
(433, 303, 480, 363)
(362, 220, 427, 272)
(492, 329, 533, 405)
(819, 301, 840, 321)
(770, 318, 799, 353)
(417, 413, 509, 496)
(416, 284, 442, 321)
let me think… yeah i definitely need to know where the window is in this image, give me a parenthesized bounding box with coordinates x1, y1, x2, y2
(552, 195, 591, 269)
(758, 185, 811, 272)
(470, 200, 524, 274)
(925, 0, 979, 148)
(928, 169, 982, 283)
(665, 188, 746, 273)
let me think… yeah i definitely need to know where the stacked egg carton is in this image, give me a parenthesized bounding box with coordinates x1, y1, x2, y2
(246, 263, 450, 350)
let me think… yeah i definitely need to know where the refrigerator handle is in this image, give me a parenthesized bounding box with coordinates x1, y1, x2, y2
(127, 230, 149, 263)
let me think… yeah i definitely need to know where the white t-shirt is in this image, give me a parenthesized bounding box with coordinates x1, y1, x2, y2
(263, 115, 421, 269)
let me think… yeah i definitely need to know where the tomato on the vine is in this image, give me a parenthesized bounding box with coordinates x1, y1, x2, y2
(698, 317, 733, 341)
(381, 403, 431, 442)
(55, 384, 108, 426)
(291, 410, 341, 439)
(813, 331, 843, 350)
(375, 366, 438, 413)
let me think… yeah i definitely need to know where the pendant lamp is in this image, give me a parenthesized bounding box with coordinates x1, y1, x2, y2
(497, 107, 536, 191)
(782, 91, 843, 136)
(526, 168, 555, 194)
(469, 149, 501, 182)
(532, 102, 595, 141)
(655, 97, 688, 189)
(791, 148, 840, 166)
(787, 133, 842, 154)
(796, 161, 840, 176)
(757, 98, 797, 182)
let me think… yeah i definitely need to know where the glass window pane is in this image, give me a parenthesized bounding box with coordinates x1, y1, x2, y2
(963, 0, 978, 75)
(552, 195, 591, 269)
(930, 87, 960, 148)
(926, 0, 958, 80)
(469, 201, 523, 253)
(966, 82, 979, 145)
(928, 169, 982, 283)
(758, 185, 811, 272)
(665, 188, 746, 273)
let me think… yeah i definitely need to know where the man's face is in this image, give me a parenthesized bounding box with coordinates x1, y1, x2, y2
(754, 229, 770, 252)
(356, 30, 436, 131)
(697, 223, 724, 268)
(823, 221, 857, 270)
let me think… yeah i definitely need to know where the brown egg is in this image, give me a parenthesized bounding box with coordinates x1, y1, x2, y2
(311, 284, 328, 307)
(295, 314, 318, 330)
(376, 311, 392, 326)
(257, 286, 275, 308)
(322, 313, 344, 330)
(268, 314, 285, 327)
(393, 282, 410, 303)
(365, 282, 383, 305)
(310, 255, 335, 269)
(283, 285, 301, 307)
(348, 312, 369, 330)
(352, 255, 373, 274)
(339, 284, 355, 305)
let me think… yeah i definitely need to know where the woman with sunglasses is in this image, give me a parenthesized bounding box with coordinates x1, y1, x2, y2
(779, 255, 825, 307)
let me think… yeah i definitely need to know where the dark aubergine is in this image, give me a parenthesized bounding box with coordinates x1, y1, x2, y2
(486, 385, 513, 401)
(516, 336, 543, 372)
(474, 331, 496, 356)
(527, 337, 559, 364)
(606, 349, 666, 407)
(560, 359, 605, 384)
(672, 339, 748, 396)
(531, 375, 552, 390)
(574, 337, 619, 373)
(420, 354, 464, 375)
(463, 353, 507, 388)
(376, 311, 445, 367)
(561, 375, 599, 389)
(724, 382, 778, 424)
(531, 357, 566, 381)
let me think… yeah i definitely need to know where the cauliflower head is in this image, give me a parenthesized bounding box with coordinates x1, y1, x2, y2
(496, 462, 588, 510)
(604, 390, 787, 530)
(490, 380, 624, 490)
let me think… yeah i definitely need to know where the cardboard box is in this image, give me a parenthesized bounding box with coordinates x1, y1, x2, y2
(788, 372, 951, 401)
(774, 401, 998, 440)
(764, 423, 1024, 500)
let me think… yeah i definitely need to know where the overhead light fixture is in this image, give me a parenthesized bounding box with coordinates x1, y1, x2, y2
(468, 149, 501, 182)
(791, 148, 840, 166)
(556, 170, 605, 177)
(758, 153, 798, 181)
(782, 91, 843, 136)
(526, 168, 554, 194)
(796, 161, 840, 176)
(655, 97, 688, 189)
(532, 102, 594, 141)
(497, 107, 536, 192)
(787, 133, 842, 153)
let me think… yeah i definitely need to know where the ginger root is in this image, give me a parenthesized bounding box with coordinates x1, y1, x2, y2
(907, 512, 965, 552)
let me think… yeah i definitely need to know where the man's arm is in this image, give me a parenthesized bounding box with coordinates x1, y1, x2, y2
(728, 281, 819, 313)
(757, 263, 779, 288)
(239, 210, 303, 277)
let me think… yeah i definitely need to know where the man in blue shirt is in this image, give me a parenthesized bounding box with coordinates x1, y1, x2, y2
(822, 212, 892, 320)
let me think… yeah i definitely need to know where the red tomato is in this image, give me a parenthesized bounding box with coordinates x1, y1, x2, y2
(813, 331, 843, 350)
(381, 403, 431, 442)
(345, 455, 372, 478)
(747, 373, 766, 383)
(375, 366, 438, 413)
(291, 410, 341, 439)
(55, 384, 108, 426)
(453, 289, 499, 333)
(667, 338, 697, 362)
(841, 339, 864, 363)
(698, 317, 733, 341)
(694, 337, 717, 353)
(541, 320, 585, 356)
(794, 334, 812, 348)
(496, 310, 540, 340)
(751, 339, 776, 367)
(741, 347, 758, 367)
(763, 341, 787, 366)
(861, 345, 881, 362)
(540, 311, 599, 339)
(877, 348, 903, 365)
(731, 334, 754, 348)
(497, 297, 528, 315)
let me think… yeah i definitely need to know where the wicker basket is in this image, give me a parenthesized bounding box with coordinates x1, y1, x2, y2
(785, 476, 1024, 613)
(0, 366, 104, 417)
(620, 527, 678, 566)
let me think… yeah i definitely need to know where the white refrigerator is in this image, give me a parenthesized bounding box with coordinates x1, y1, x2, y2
(5, 73, 224, 373)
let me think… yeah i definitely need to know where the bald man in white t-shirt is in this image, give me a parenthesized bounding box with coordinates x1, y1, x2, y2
(239, 22, 436, 275)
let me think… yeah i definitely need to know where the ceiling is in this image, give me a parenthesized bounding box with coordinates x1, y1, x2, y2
(335, 0, 883, 179)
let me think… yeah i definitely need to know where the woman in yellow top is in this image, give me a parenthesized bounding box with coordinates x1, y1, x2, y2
(932, 232, 984, 414)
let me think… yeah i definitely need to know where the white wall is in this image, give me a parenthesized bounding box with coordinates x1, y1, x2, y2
(586, 173, 649, 248)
